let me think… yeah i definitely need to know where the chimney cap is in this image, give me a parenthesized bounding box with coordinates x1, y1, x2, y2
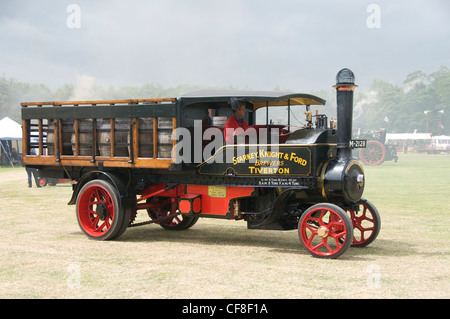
(336, 68, 355, 85)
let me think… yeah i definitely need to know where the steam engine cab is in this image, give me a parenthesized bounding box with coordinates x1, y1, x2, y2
(21, 69, 380, 258)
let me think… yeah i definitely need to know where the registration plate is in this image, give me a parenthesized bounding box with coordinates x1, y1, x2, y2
(349, 139, 367, 148)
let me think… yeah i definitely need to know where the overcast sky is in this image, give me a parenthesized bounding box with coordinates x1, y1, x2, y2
(1, 0, 449, 94)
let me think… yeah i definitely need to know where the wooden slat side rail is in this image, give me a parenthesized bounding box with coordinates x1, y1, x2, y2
(153, 117, 158, 159)
(172, 117, 177, 162)
(110, 118, 115, 157)
(21, 98, 176, 107)
(22, 119, 29, 156)
(23, 155, 173, 169)
(38, 119, 43, 156)
(74, 119, 79, 156)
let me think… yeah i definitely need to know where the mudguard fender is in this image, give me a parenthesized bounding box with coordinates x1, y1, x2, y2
(68, 170, 136, 209)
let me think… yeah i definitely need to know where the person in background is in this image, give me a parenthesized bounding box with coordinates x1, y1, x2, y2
(377, 127, 386, 144)
(26, 167, 41, 188)
(26, 148, 41, 188)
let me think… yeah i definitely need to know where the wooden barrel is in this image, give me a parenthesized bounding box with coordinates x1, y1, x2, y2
(71, 119, 95, 156)
(47, 121, 55, 155)
(61, 119, 74, 155)
(212, 116, 227, 127)
(47, 120, 74, 155)
(157, 117, 173, 158)
(138, 117, 154, 157)
(133, 117, 173, 158)
(97, 119, 129, 157)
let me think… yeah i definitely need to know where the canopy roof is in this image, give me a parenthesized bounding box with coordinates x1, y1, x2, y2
(179, 90, 326, 110)
(0, 117, 22, 140)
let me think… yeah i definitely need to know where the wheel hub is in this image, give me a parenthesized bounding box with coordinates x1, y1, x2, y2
(317, 226, 329, 238)
(96, 203, 109, 221)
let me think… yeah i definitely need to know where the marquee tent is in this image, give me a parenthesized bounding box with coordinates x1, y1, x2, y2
(0, 117, 22, 166)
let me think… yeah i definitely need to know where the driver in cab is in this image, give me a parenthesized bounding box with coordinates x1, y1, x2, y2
(224, 98, 249, 144)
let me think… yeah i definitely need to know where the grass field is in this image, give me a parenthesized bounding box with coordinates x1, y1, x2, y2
(0, 153, 449, 299)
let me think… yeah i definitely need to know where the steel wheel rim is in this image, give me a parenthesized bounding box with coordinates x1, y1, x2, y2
(299, 206, 351, 257)
(347, 200, 380, 247)
(77, 184, 116, 237)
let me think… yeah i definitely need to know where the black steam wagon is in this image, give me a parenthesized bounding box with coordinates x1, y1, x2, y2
(21, 69, 380, 258)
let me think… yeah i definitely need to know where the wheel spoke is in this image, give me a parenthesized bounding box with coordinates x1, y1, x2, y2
(322, 240, 334, 253)
(311, 238, 325, 251)
(318, 209, 326, 226)
(305, 222, 318, 233)
(94, 189, 102, 203)
(99, 218, 111, 232)
(90, 214, 100, 229)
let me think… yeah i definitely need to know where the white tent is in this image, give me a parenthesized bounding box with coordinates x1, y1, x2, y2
(0, 117, 22, 166)
(386, 132, 432, 141)
(0, 117, 22, 140)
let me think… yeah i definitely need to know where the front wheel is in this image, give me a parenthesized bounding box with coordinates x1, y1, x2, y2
(76, 179, 130, 240)
(298, 203, 353, 259)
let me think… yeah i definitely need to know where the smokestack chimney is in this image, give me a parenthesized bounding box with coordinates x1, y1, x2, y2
(334, 68, 358, 159)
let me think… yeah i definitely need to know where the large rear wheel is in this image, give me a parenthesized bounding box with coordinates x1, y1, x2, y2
(76, 179, 130, 240)
(298, 203, 353, 259)
(359, 140, 385, 165)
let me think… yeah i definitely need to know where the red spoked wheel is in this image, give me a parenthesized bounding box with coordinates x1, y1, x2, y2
(76, 179, 130, 240)
(346, 199, 381, 247)
(359, 140, 385, 165)
(298, 203, 353, 259)
(148, 197, 199, 230)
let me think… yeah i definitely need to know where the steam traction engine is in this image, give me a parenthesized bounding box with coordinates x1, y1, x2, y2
(355, 130, 398, 166)
(21, 69, 380, 258)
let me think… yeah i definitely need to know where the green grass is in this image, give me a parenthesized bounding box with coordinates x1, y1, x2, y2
(363, 154, 450, 231)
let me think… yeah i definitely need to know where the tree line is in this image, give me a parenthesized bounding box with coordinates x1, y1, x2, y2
(353, 66, 449, 135)
(1, 66, 449, 135)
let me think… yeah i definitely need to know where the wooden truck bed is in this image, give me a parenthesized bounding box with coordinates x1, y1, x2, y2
(21, 98, 178, 169)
